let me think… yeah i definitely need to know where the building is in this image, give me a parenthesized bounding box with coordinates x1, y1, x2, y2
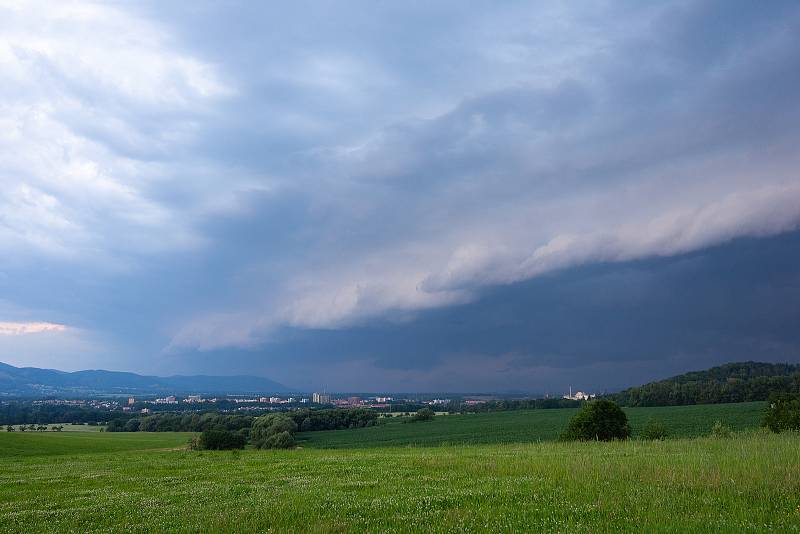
(563, 387, 595, 401)
(186, 395, 202, 403)
(127, 397, 135, 406)
(312, 392, 331, 404)
(270, 397, 281, 403)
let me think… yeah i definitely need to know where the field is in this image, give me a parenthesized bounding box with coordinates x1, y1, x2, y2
(1, 430, 799, 532)
(296, 402, 767, 448)
(0, 431, 192, 458)
(1, 401, 795, 532)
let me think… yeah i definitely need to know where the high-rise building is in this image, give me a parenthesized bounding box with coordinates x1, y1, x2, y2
(312, 392, 331, 404)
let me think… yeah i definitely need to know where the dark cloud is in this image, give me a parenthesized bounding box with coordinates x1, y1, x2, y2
(1, 1, 799, 391)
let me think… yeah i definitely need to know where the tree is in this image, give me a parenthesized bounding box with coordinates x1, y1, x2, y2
(260, 431, 295, 449)
(251, 414, 297, 449)
(561, 400, 630, 441)
(5, 425, 13, 432)
(410, 407, 435, 422)
(763, 394, 800, 433)
(197, 429, 246, 450)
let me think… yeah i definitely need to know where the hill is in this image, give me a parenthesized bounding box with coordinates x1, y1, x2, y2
(0, 361, 289, 397)
(608, 361, 800, 406)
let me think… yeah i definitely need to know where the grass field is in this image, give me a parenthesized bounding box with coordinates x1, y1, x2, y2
(0, 401, 789, 532)
(296, 402, 767, 448)
(0, 430, 798, 532)
(0, 431, 192, 458)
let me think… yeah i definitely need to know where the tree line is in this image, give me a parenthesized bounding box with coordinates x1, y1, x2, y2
(0, 403, 123, 426)
(445, 398, 582, 413)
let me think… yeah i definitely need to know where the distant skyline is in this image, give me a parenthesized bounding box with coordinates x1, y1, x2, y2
(2, 1, 800, 392)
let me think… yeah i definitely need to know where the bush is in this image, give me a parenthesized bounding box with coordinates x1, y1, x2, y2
(710, 420, 732, 439)
(640, 419, 668, 440)
(409, 408, 435, 422)
(560, 400, 630, 441)
(197, 429, 246, 450)
(763, 394, 800, 433)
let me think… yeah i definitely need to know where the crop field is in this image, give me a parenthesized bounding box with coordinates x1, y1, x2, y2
(0, 429, 798, 532)
(296, 401, 767, 448)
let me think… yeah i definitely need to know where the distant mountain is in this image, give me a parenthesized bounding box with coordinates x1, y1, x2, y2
(609, 361, 800, 406)
(0, 362, 290, 397)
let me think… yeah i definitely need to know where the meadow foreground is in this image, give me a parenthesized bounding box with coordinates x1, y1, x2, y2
(1, 431, 798, 533)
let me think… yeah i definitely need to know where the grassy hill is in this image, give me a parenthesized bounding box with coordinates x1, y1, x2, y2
(296, 402, 766, 448)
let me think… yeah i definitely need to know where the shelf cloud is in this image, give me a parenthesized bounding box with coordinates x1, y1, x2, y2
(2, 0, 800, 389)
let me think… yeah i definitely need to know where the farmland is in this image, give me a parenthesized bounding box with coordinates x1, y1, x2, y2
(296, 401, 767, 448)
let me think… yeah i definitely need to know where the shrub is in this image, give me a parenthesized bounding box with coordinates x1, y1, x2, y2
(763, 394, 800, 433)
(197, 429, 246, 450)
(710, 420, 732, 439)
(640, 419, 668, 440)
(410, 408, 435, 422)
(560, 400, 630, 441)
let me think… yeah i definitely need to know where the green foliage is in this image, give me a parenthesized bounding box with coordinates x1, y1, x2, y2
(251, 414, 297, 449)
(286, 408, 378, 431)
(609, 361, 800, 407)
(106, 413, 254, 433)
(197, 429, 246, 450)
(0, 402, 128, 426)
(762, 394, 800, 433)
(560, 400, 630, 441)
(409, 407, 435, 422)
(640, 419, 668, 440)
(446, 397, 582, 413)
(710, 420, 732, 439)
(261, 430, 296, 449)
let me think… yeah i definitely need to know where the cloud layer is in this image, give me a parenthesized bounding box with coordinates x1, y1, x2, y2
(2, 0, 800, 388)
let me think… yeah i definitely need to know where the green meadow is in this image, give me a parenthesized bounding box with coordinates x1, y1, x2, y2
(1, 431, 798, 532)
(0, 431, 192, 458)
(1, 401, 797, 532)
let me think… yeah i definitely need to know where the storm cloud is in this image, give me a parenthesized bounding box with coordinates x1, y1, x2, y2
(1, 0, 799, 390)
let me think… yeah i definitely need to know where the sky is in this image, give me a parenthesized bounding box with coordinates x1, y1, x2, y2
(1, 0, 799, 393)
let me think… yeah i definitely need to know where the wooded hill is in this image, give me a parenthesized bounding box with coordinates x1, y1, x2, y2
(609, 361, 800, 406)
